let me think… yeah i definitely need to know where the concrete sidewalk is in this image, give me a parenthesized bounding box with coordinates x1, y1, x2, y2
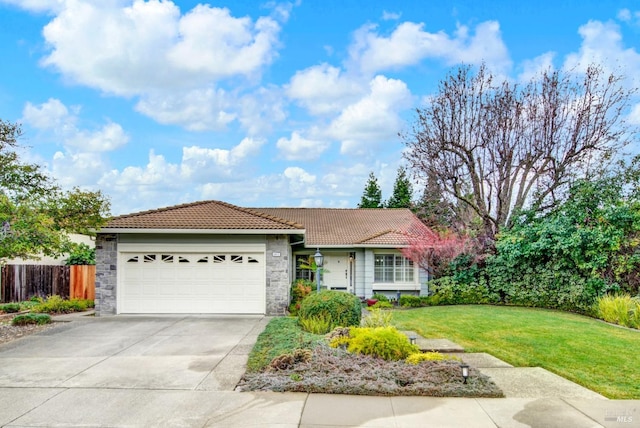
(1, 389, 637, 427)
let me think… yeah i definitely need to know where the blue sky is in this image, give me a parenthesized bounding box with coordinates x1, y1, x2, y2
(1, 0, 639, 215)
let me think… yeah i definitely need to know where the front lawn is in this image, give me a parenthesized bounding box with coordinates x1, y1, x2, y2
(391, 305, 640, 399)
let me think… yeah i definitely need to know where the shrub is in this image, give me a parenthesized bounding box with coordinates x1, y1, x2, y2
(299, 313, 333, 334)
(368, 301, 393, 310)
(11, 313, 52, 326)
(399, 295, 423, 308)
(361, 308, 393, 328)
(371, 293, 390, 302)
(345, 326, 419, 361)
(65, 243, 96, 265)
(288, 279, 313, 315)
(298, 290, 361, 331)
(428, 276, 497, 306)
(0, 303, 21, 313)
(31, 295, 94, 314)
(595, 294, 638, 328)
(406, 352, 461, 364)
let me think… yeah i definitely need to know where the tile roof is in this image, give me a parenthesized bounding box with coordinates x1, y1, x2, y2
(103, 201, 432, 247)
(104, 200, 303, 230)
(255, 207, 431, 247)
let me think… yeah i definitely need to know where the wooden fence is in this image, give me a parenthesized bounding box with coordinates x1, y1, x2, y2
(0, 265, 95, 303)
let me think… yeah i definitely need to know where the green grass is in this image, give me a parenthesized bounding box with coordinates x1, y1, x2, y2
(391, 305, 640, 399)
(246, 317, 324, 372)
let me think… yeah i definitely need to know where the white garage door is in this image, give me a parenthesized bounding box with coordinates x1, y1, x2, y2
(119, 252, 265, 314)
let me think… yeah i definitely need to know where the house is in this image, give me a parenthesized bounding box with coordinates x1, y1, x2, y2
(94, 200, 432, 316)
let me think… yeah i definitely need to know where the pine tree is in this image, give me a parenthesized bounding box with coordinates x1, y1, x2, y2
(386, 167, 413, 208)
(358, 172, 383, 208)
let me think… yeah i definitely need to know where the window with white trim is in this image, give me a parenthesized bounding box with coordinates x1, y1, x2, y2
(374, 254, 414, 283)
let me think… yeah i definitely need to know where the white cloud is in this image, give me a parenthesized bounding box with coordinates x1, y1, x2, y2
(40, 2, 281, 96)
(51, 151, 110, 188)
(22, 97, 75, 130)
(167, 6, 280, 78)
(181, 137, 265, 181)
(348, 20, 512, 75)
(326, 75, 413, 155)
(287, 64, 365, 115)
(238, 86, 287, 135)
(21, 98, 129, 152)
(563, 20, 640, 88)
(135, 87, 235, 132)
(276, 132, 330, 161)
(382, 11, 401, 21)
(25, 1, 284, 131)
(66, 123, 129, 152)
(617, 8, 640, 25)
(517, 52, 556, 83)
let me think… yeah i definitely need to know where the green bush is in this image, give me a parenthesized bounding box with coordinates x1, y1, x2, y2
(11, 313, 52, 326)
(371, 293, 389, 302)
(0, 303, 21, 313)
(406, 352, 461, 364)
(299, 313, 333, 334)
(361, 308, 393, 328)
(298, 290, 361, 331)
(399, 295, 423, 307)
(65, 243, 96, 265)
(595, 294, 638, 328)
(428, 276, 498, 306)
(368, 301, 393, 310)
(345, 327, 419, 361)
(31, 295, 94, 314)
(288, 279, 313, 315)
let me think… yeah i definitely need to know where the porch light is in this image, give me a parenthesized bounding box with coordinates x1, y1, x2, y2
(314, 249, 324, 292)
(460, 364, 470, 384)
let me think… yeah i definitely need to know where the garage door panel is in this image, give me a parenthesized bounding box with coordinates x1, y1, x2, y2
(120, 251, 265, 314)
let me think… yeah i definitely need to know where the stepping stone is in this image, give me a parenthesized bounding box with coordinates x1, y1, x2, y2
(450, 352, 513, 368)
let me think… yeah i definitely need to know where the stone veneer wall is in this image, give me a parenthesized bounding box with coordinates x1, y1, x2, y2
(95, 233, 118, 316)
(265, 234, 290, 315)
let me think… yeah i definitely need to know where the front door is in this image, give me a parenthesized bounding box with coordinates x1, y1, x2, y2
(322, 254, 352, 292)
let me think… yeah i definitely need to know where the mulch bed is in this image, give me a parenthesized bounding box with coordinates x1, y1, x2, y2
(238, 344, 504, 398)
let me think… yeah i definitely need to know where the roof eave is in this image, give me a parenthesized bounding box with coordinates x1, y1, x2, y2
(304, 243, 409, 249)
(98, 228, 306, 235)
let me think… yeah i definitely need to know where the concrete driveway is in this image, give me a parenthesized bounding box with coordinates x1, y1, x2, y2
(0, 314, 310, 427)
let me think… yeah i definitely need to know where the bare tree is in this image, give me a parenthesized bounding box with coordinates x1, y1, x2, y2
(403, 64, 635, 248)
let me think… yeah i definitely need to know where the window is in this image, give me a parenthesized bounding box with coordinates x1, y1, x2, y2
(295, 254, 316, 281)
(374, 254, 414, 283)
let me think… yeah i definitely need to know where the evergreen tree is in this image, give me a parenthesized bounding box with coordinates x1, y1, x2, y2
(358, 172, 383, 208)
(386, 167, 413, 208)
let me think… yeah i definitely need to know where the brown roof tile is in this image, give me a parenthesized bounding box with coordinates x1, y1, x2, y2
(105, 200, 303, 230)
(255, 208, 431, 247)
